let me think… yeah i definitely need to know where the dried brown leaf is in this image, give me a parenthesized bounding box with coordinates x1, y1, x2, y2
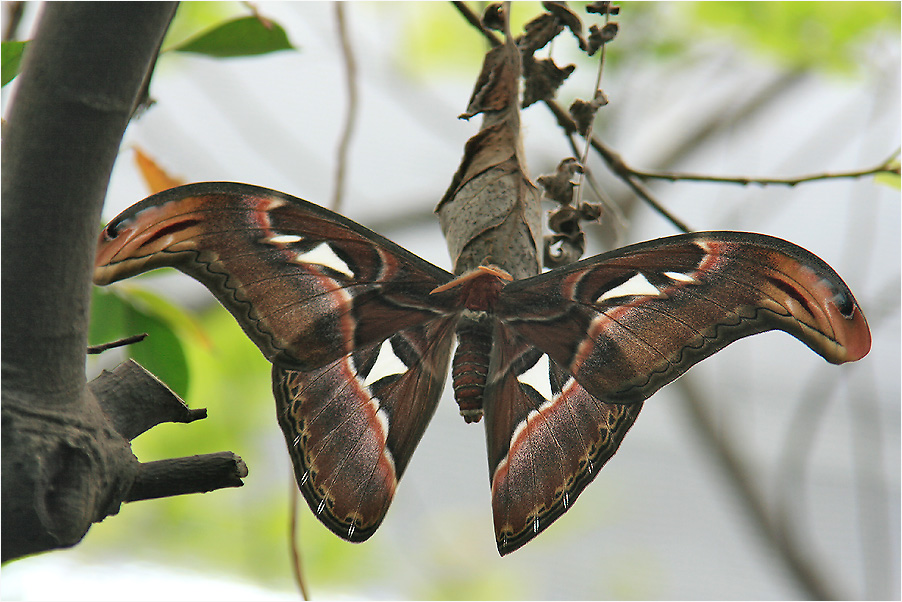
(569, 89, 608, 135)
(587, 21, 618, 55)
(586, 1, 620, 16)
(542, 1, 588, 50)
(134, 147, 185, 193)
(522, 56, 575, 108)
(437, 32, 541, 278)
(519, 12, 564, 54)
(578, 201, 603, 221)
(537, 157, 582, 205)
(543, 231, 585, 267)
(459, 42, 520, 119)
(482, 3, 506, 31)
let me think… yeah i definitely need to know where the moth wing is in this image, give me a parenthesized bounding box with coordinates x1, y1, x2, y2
(484, 231, 870, 554)
(274, 315, 455, 542)
(497, 231, 870, 406)
(95, 182, 463, 541)
(483, 325, 642, 555)
(94, 182, 458, 371)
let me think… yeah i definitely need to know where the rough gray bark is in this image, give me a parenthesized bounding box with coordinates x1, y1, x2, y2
(1, 2, 246, 563)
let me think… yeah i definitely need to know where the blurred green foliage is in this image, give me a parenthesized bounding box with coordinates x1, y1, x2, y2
(688, 1, 900, 73)
(1, 2, 296, 88)
(160, 1, 246, 51)
(386, 2, 546, 77)
(875, 155, 902, 188)
(390, 1, 898, 79)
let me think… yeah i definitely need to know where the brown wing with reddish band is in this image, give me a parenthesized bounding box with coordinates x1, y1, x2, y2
(498, 231, 869, 406)
(483, 325, 643, 555)
(94, 182, 458, 371)
(273, 318, 454, 541)
(484, 231, 869, 554)
(94, 182, 460, 542)
(95, 184, 871, 555)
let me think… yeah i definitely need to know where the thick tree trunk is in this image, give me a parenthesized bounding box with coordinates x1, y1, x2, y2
(0, 2, 248, 562)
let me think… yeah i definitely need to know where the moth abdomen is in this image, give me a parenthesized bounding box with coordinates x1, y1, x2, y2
(452, 312, 494, 423)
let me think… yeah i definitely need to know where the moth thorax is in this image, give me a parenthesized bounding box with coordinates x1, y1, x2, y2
(452, 313, 493, 424)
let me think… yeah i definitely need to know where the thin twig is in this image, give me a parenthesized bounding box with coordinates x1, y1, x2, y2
(289, 482, 310, 600)
(451, 1, 503, 47)
(545, 98, 693, 233)
(629, 152, 901, 187)
(565, 132, 629, 246)
(572, 8, 610, 209)
(331, 2, 358, 213)
(651, 71, 804, 172)
(2, 1, 24, 42)
(242, 2, 274, 30)
(86, 333, 148, 354)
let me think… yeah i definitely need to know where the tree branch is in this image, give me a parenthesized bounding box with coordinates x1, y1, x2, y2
(2, 0, 178, 402)
(125, 453, 248, 502)
(628, 150, 901, 187)
(543, 96, 693, 233)
(331, 2, 359, 213)
(88, 360, 207, 441)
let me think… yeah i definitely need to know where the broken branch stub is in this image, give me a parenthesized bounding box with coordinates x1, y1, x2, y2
(89, 359, 206, 441)
(87, 359, 248, 502)
(125, 453, 248, 502)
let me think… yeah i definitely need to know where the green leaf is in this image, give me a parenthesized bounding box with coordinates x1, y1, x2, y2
(1, 40, 27, 87)
(167, 16, 296, 58)
(88, 286, 128, 348)
(127, 305, 190, 398)
(124, 285, 212, 349)
(89, 287, 191, 397)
